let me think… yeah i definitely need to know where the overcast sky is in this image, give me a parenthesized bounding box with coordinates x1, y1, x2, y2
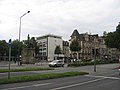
(0, 0, 120, 41)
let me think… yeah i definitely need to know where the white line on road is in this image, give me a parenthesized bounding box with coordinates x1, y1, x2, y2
(50, 78, 104, 90)
(1, 83, 52, 90)
(1, 86, 32, 90)
(85, 75, 120, 80)
(33, 83, 52, 87)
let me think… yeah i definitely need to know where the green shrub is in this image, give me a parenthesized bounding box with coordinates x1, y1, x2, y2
(68, 60, 118, 67)
(68, 61, 94, 67)
(0, 72, 89, 84)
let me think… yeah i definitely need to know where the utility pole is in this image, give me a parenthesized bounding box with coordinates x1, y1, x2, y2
(94, 38, 96, 72)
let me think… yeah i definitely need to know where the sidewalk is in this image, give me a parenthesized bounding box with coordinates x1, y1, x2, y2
(0, 61, 49, 69)
(0, 61, 119, 74)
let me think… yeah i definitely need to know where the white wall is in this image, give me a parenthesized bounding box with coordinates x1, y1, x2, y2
(48, 37, 62, 61)
(37, 35, 63, 61)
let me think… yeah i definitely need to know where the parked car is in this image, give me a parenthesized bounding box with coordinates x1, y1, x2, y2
(49, 60, 64, 67)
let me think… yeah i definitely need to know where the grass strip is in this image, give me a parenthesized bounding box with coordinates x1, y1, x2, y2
(0, 68, 54, 73)
(0, 72, 88, 84)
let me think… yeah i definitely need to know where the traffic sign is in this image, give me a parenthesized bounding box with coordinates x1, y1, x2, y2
(8, 39, 12, 47)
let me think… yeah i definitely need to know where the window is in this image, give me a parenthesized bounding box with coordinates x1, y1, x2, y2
(39, 49, 42, 51)
(43, 44, 46, 47)
(43, 52, 46, 56)
(43, 48, 46, 50)
(39, 53, 42, 55)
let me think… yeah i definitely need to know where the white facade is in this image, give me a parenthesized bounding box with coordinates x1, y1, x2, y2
(36, 34, 63, 61)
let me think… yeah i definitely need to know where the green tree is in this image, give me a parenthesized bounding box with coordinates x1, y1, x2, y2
(11, 40, 23, 56)
(105, 32, 116, 48)
(103, 31, 107, 37)
(0, 40, 8, 56)
(115, 23, 120, 50)
(70, 38, 81, 59)
(104, 23, 120, 50)
(30, 37, 39, 54)
(70, 38, 81, 52)
(54, 45, 62, 59)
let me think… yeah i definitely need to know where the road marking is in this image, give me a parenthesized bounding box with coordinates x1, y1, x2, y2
(1, 86, 32, 90)
(50, 78, 104, 90)
(85, 75, 120, 80)
(1, 83, 52, 90)
(33, 83, 52, 87)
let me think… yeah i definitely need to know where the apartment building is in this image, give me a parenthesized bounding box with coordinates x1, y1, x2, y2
(69, 29, 110, 61)
(36, 34, 63, 61)
(63, 41, 69, 58)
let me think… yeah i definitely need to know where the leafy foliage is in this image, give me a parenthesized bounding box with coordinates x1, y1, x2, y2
(11, 40, 23, 56)
(70, 38, 81, 52)
(104, 23, 120, 50)
(54, 45, 62, 55)
(104, 32, 116, 48)
(0, 36, 39, 57)
(0, 40, 8, 56)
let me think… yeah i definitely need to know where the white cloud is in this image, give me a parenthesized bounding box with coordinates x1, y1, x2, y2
(0, 0, 120, 41)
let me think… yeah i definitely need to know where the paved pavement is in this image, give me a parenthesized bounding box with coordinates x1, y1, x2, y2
(0, 61, 120, 79)
(0, 63, 120, 90)
(0, 61, 120, 72)
(0, 61, 50, 69)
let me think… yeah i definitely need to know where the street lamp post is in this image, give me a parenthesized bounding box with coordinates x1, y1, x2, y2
(18, 11, 30, 65)
(19, 11, 30, 42)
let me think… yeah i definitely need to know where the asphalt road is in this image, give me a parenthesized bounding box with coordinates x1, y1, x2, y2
(0, 63, 119, 78)
(0, 69, 120, 90)
(0, 63, 120, 90)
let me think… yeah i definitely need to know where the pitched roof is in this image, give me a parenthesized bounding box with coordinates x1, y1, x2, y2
(71, 29, 99, 42)
(71, 29, 79, 37)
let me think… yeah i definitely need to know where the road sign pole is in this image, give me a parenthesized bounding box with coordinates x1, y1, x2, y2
(8, 39, 11, 79)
